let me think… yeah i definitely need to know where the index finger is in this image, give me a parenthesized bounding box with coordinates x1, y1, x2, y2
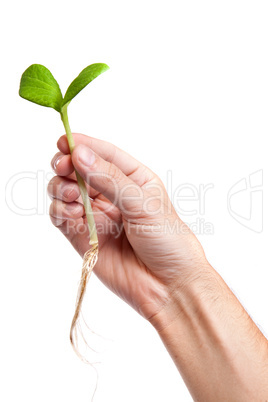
(57, 133, 155, 187)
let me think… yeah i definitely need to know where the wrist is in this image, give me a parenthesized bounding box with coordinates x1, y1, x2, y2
(149, 262, 268, 401)
(148, 261, 216, 333)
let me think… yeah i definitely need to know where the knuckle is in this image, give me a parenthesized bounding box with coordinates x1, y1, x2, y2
(48, 175, 60, 189)
(101, 162, 122, 188)
(107, 162, 122, 184)
(49, 199, 59, 218)
(105, 143, 117, 164)
(47, 176, 57, 192)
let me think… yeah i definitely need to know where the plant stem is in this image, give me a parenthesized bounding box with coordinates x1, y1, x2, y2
(60, 104, 98, 246)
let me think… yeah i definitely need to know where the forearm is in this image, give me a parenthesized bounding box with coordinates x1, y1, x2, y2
(150, 264, 268, 401)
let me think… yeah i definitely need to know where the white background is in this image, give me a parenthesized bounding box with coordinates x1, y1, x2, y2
(1, 1, 268, 401)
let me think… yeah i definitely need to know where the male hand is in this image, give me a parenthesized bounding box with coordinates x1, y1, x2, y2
(48, 133, 208, 321)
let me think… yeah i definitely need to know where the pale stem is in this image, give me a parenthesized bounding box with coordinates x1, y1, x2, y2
(60, 104, 98, 246)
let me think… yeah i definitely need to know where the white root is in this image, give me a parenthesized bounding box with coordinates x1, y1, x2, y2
(70, 244, 99, 362)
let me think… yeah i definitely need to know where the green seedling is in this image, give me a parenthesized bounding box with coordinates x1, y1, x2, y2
(19, 63, 109, 360)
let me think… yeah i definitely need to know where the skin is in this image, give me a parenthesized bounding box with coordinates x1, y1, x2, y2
(48, 133, 268, 401)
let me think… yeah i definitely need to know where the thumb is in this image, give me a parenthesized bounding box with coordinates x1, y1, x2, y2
(72, 144, 145, 217)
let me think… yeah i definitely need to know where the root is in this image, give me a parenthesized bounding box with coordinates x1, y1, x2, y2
(70, 243, 99, 362)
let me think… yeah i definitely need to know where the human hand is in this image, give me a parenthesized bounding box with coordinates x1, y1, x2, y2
(48, 133, 209, 321)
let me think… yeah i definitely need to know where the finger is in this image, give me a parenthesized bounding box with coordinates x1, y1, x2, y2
(57, 133, 154, 187)
(49, 152, 99, 201)
(49, 213, 87, 242)
(48, 175, 101, 203)
(49, 199, 85, 224)
(47, 176, 80, 202)
(51, 152, 74, 176)
(72, 144, 146, 217)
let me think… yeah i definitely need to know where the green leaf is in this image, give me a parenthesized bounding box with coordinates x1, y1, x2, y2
(62, 63, 109, 107)
(19, 64, 63, 112)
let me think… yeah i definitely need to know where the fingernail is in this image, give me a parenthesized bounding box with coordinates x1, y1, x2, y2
(77, 145, 95, 167)
(51, 154, 64, 171)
